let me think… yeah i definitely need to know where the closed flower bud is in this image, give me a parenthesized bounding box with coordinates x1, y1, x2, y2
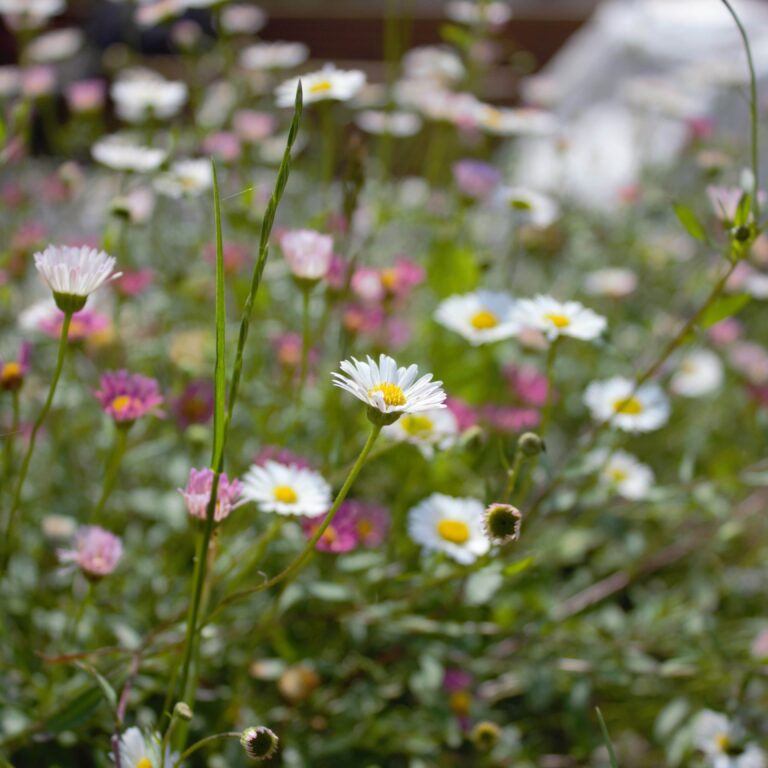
(518, 431, 544, 456)
(240, 726, 279, 761)
(471, 721, 501, 751)
(173, 702, 193, 721)
(483, 503, 522, 545)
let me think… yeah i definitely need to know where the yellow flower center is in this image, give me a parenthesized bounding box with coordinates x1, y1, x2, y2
(400, 414, 433, 436)
(357, 519, 373, 537)
(368, 382, 407, 407)
(437, 519, 470, 544)
(609, 468, 628, 483)
(309, 80, 333, 94)
(137, 759, 153, 768)
(544, 313, 571, 328)
(449, 690, 472, 715)
(1, 362, 21, 381)
(485, 107, 502, 127)
(321, 526, 337, 544)
(111, 395, 134, 413)
(715, 733, 730, 752)
(470, 310, 498, 330)
(613, 396, 644, 415)
(68, 318, 85, 337)
(380, 269, 397, 290)
(274, 485, 298, 503)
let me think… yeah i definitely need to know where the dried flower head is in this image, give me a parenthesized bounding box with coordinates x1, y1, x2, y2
(483, 503, 522, 545)
(240, 726, 279, 761)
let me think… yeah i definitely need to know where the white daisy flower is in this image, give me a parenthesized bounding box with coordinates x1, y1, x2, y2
(583, 377, 670, 433)
(0, 0, 63, 28)
(382, 406, 459, 458)
(497, 186, 559, 228)
(446, 0, 512, 27)
(275, 65, 366, 107)
(220, 4, 267, 35)
(477, 104, 558, 136)
(589, 449, 654, 500)
(111, 75, 187, 123)
(512, 295, 607, 342)
(153, 158, 212, 198)
(402, 46, 465, 84)
(242, 461, 331, 517)
(239, 41, 308, 71)
(407, 493, 490, 565)
(26, 27, 83, 63)
(34, 245, 119, 308)
(583, 268, 637, 298)
(92, 135, 167, 173)
(331, 354, 446, 418)
(114, 726, 178, 768)
(355, 110, 422, 137)
(670, 349, 724, 398)
(434, 290, 519, 346)
(692, 710, 766, 768)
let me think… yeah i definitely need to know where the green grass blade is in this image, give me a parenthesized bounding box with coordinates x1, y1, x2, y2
(211, 158, 226, 473)
(595, 707, 619, 768)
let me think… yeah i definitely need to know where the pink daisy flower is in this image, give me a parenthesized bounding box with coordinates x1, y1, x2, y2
(178, 468, 243, 523)
(94, 370, 164, 424)
(58, 525, 123, 579)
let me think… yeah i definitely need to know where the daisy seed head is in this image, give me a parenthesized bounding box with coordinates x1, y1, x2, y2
(240, 726, 279, 761)
(471, 721, 501, 751)
(518, 431, 544, 457)
(484, 503, 522, 544)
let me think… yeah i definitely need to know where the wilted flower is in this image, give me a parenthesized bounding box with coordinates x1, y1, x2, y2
(408, 493, 490, 565)
(242, 460, 331, 516)
(113, 726, 177, 768)
(275, 65, 366, 107)
(584, 377, 670, 433)
(434, 291, 519, 346)
(483, 503, 522, 544)
(179, 467, 243, 523)
(332, 354, 446, 424)
(58, 525, 123, 579)
(0, 342, 30, 392)
(240, 726, 279, 762)
(94, 370, 164, 425)
(280, 229, 334, 283)
(513, 295, 607, 342)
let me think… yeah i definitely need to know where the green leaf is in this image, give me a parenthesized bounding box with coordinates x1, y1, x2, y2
(595, 707, 619, 768)
(427, 243, 479, 297)
(673, 203, 707, 242)
(43, 685, 104, 734)
(700, 293, 751, 328)
(734, 191, 752, 227)
(75, 662, 118, 713)
(503, 556, 534, 577)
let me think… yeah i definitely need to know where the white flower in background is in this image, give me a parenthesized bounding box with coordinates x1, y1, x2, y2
(219, 3, 267, 34)
(584, 377, 670, 433)
(239, 41, 309, 71)
(670, 349, 724, 397)
(693, 710, 766, 768)
(478, 104, 558, 137)
(135, 0, 181, 28)
(434, 290, 519, 346)
(382, 407, 459, 458)
(589, 449, 654, 500)
(92, 134, 167, 173)
(111, 73, 187, 123)
(498, 186, 559, 228)
(242, 461, 331, 516)
(446, 0, 512, 27)
(115, 726, 178, 768)
(0, 66, 20, 98)
(402, 46, 465, 84)
(583, 268, 638, 298)
(408, 493, 490, 565)
(26, 28, 83, 63)
(513, 295, 607, 342)
(154, 158, 212, 198)
(34, 245, 119, 302)
(280, 229, 333, 282)
(275, 65, 366, 107)
(332, 354, 446, 416)
(355, 110, 422, 137)
(0, 0, 63, 28)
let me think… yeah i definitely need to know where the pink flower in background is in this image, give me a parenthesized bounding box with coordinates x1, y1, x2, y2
(481, 405, 540, 433)
(302, 501, 389, 552)
(114, 268, 154, 297)
(447, 397, 478, 431)
(708, 318, 742, 346)
(66, 79, 106, 114)
(325, 253, 349, 291)
(179, 467, 243, 523)
(204, 241, 248, 274)
(729, 342, 768, 384)
(347, 500, 389, 547)
(708, 185, 766, 224)
(443, 668, 474, 730)
(94, 370, 164, 424)
(58, 525, 123, 578)
(253, 446, 312, 469)
(0, 342, 30, 391)
(21, 65, 56, 99)
(26, 303, 112, 342)
(280, 229, 334, 282)
(302, 509, 359, 553)
(174, 380, 214, 428)
(233, 110, 277, 143)
(504, 364, 549, 407)
(751, 628, 768, 660)
(202, 131, 242, 163)
(1, 182, 28, 208)
(273, 332, 318, 373)
(351, 258, 426, 302)
(452, 159, 500, 199)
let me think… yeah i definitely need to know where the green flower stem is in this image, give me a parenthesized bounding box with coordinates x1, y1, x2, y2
(172, 732, 241, 768)
(219, 517, 283, 593)
(3, 390, 20, 484)
(320, 100, 336, 191)
(90, 425, 129, 525)
(66, 580, 94, 645)
(503, 446, 525, 500)
(539, 338, 560, 436)
(211, 424, 382, 617)
(299, 285, 312, 393)
(3, 311, 72, 569)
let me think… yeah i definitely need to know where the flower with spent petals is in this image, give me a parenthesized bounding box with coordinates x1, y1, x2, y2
(408, 493, 490, 565)
(584, 376, 669, 433)
(0, 342, 30, 392)
(242, 460, 331, 516)
(513, 295, 607, 342)
(434, 290, 519, 346)
(94, 370, 164, 425)
(179, 467, 243, 523)
(275, 65, 365, 107)
(34, 245, 119, 311)
(58, 525, 123, 579)
(332, 354, 446, 424)
(113, 726, 178, 768)
(280, 229, 334, 283)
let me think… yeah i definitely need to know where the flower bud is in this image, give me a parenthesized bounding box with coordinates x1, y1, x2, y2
(471, 721, 501, 751)
(173, 702, 193, 722)
(518, 431, 544, 457)
(240, 726, 279, 761)
(483, 503, 522, 545)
